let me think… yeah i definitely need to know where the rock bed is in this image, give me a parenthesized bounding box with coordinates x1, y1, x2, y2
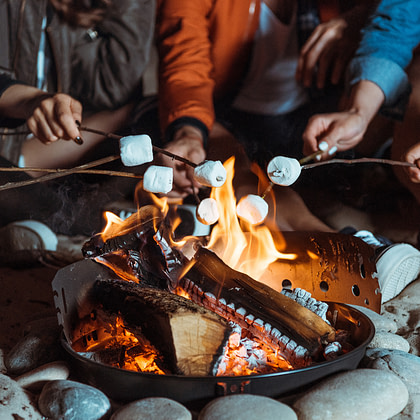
(1, 265, 420, 419)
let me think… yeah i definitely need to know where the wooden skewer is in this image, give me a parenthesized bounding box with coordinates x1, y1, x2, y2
(0, 155, 143, 192)
(302, 157, 417, 170)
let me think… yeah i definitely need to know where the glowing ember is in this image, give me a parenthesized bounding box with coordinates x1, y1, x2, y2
(73, 316, 168, 375)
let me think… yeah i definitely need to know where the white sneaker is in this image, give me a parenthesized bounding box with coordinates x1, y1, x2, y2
(353, 230, 420, 303)
(376, 243, 420, 303)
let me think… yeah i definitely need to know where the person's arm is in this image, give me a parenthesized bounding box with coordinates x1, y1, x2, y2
(68, 0, 156, 110)
(157, 0, 215, 142)
(0, 84, 82, 143)
(302, 80, 384, 157)
(296, 1, 376, 89)
(302, 0, 420, 157)
(154, 0, 215, 198)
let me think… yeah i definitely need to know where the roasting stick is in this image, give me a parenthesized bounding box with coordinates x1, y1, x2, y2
(302, 156, 417, 170)
(0, 155, 142, 192)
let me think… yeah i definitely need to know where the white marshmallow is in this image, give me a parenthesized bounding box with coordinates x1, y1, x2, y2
(193, 160, 226, 188)
(119, 135, 154, 167)
(236, 194, 268, 225)
(267, 156, 301, 186)
(196, 198, 220, 225)
(143, 165, 173, 194)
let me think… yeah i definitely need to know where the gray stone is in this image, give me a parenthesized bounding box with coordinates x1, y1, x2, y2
(0, 373, 43, 419)
(292, 368, 408, 420)
(368, 331, 410, 352)
(350, 305, 397, 333)
(362, 349, 420, 419)
(198, 394, 297, 420)
(5, 317, 62, 376)
(15, 360, 70, 392)
(111, 397, 192, 420)
(38, 379, 111, 420)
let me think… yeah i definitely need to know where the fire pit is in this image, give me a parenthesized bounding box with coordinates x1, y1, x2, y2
(51, 158, 378, 405)
(53, 257, 374, 405)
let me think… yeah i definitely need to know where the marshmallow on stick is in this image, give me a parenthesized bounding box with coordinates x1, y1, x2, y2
(236, 194, 269, 225)
(196, 197, 220, 225)
(119, 135, 154, 167)
(193, 160, 227, 188)
(267, 156, 302, 186)
(143, 165, 173, 194)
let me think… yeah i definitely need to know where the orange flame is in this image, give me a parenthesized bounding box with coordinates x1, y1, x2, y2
(206, 157, 296, 281)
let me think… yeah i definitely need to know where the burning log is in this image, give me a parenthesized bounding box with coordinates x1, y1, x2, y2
(181, 247, 336, 362)
(91, 280, 233, 376)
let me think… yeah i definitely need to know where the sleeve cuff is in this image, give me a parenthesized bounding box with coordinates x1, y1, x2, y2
(165, 117, 209, 147)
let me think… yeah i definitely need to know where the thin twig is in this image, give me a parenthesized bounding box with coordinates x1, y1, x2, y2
(302, 157, 416, 170)
(0, 155, 122, 191)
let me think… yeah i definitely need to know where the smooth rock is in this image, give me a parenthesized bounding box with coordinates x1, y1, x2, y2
(382, 278, 420, 357)
(350, 305, 397, 333)
(198, 394, 297, 420)
(38, 380, 111, 420)
(0, 373, 43, 419)
(362, 349, 420, 419)
(15, 360, 70, 392)
(368, 331, 410, 352)
(5, 317, 62, 375)
(111, 397, 192, 420)
(292, 369, 408, 420)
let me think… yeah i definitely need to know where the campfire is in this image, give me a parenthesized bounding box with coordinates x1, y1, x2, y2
(52, 157, 377, 402)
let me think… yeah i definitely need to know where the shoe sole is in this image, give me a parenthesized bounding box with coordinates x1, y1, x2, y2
(376, 243, 420, 303)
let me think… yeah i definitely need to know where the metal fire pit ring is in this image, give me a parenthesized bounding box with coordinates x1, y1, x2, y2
(55, 261, 375, 405)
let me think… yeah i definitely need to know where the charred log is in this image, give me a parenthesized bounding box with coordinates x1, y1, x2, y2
(183, 247, 335, 358)
(92, 279, 233, 376)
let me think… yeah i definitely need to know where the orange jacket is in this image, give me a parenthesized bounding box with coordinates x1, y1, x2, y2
(156, 0, 344, 141)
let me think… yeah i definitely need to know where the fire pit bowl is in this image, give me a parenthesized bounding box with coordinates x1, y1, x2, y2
(54, 260, 375, 405)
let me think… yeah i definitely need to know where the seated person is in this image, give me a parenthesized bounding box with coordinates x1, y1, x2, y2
(153, 0, 420, 303)
(0, 0, 155, 170)
(301, 0, 420, 207)
(0, 0, 155, 235)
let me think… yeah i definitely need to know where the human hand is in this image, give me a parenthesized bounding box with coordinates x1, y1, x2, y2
(296, 17, 358, 89)
(302, 110, 369, 159)
(26, 93, 83, 144)
(403, 143, 420, 183)
(157, 126, 206, 199)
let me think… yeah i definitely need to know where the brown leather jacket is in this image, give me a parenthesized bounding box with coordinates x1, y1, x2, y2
(156, 0, 374, 142)
(0, 0, 155, 162)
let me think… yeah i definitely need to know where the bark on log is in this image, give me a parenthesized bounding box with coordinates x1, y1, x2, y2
(185, 247, 335, 354)
(92, 279, 232, 376)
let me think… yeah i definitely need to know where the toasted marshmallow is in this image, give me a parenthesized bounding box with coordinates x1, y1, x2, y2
(193, 160, 226, 188)
(236, 194, 268, 225)
(119, 134, 154, 167)
(267, 156, 301, 186)
(143, 165, 173, 194)
(196, 198, 220, 225)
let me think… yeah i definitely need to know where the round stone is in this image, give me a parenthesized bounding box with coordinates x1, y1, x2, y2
(111, 397, 192, 420)
(292, 368, 408, 420)
(38, 380, 111, 420)
(0, 373, 43, 419)
(198, 394, 297, 420)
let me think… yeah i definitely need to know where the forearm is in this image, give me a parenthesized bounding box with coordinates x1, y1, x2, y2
(0, 84, 50, 120)
(346, 80, 385, 126)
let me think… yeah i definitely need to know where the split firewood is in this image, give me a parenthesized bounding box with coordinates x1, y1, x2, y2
(92, 279, 233, 376)
(185, 247, 336, 355)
